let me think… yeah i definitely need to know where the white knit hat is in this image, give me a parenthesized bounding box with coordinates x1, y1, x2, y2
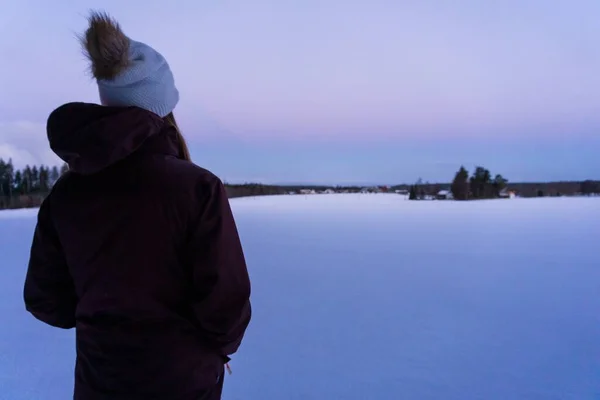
(81, 12, 179, 117)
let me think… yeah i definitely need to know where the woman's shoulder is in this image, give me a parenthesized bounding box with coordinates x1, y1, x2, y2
(154, 157, 227, 203)
(165, 157, 222, 186)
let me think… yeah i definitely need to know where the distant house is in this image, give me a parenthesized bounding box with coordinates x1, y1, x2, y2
(436, 190, 453, 200)
(300, 189, 316, 195)
(499, 188, 516, 199)
(361, 186, 383, 193)
(323, 188, 336, 194)
(395, 189, 409, 195)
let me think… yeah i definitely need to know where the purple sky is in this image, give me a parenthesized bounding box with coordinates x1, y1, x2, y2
(1, 0, 598, 184)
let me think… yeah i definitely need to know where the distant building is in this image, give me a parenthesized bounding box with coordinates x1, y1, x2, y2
(300, 189, 316, 195)
(499, 188, 516, 199)
(436, 190, 453, 200)
(323, 188, 336, 194)
(395, 189, 409, 195)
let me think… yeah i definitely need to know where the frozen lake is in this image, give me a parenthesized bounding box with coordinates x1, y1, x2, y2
(1, 194, 599, 399)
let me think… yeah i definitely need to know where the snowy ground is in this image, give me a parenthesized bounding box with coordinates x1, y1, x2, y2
(1, 194, 600, 399)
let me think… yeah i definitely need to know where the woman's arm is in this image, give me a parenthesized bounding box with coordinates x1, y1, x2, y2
(186, 177, 252, 357)
(23, 194, 77, 329)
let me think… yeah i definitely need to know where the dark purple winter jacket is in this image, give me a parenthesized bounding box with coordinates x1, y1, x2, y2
(23, 102, 251, 400)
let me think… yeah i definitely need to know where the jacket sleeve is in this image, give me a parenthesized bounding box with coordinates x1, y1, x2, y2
(23, 195, 77, 329)
(186, 178, 252, 357)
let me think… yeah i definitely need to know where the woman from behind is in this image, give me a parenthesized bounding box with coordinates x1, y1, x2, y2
(23, 11, 251, 400)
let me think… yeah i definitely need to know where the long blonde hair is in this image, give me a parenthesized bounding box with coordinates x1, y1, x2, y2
(163, 113, 191, 161)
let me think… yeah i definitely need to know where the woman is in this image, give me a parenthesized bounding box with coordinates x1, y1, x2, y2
(23, 11, 251, 400)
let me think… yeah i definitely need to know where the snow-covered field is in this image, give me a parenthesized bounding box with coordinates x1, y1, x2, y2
(1, 194, 599, 399)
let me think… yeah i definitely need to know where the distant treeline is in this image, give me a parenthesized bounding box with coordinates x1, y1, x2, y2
(225, 184, 364, 198)
(404, 166, 508, 200)
(0, 159, 68, 210)
(396, 180, 600, 200)
(505, 180, 600, 198)
(1, 157, 599, 210)
(395, 165, 600, 200)
(0, 158, 292, 210)
(0, 158, 364, 210)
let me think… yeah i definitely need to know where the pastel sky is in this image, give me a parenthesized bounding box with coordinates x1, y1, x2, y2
(1, 0, 598, 184)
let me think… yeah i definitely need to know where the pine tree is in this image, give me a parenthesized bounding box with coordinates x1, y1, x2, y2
(14, 170, 23, 194)
(409, 185, 417, 200)
(492, 174, 508, 197)
(5, 159, 14, 197)
(451, 166, 470, 200)
(31, 165, 40, 192)
(0, 159, 6, 196)
(23, 165, 32, 194)
(470, 166, 492, 199)
(414, 178, 424, 200)
(39, 166, 50, 192)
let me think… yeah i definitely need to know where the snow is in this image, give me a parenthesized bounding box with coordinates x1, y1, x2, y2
(2, 194, 600, 399)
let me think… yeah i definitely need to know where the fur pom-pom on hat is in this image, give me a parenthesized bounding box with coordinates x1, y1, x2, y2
(80, 11, 131, 80)
(78, 10, 179, 117)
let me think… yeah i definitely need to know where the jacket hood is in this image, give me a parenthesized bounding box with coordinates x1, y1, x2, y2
(47, 102, 167, 174)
